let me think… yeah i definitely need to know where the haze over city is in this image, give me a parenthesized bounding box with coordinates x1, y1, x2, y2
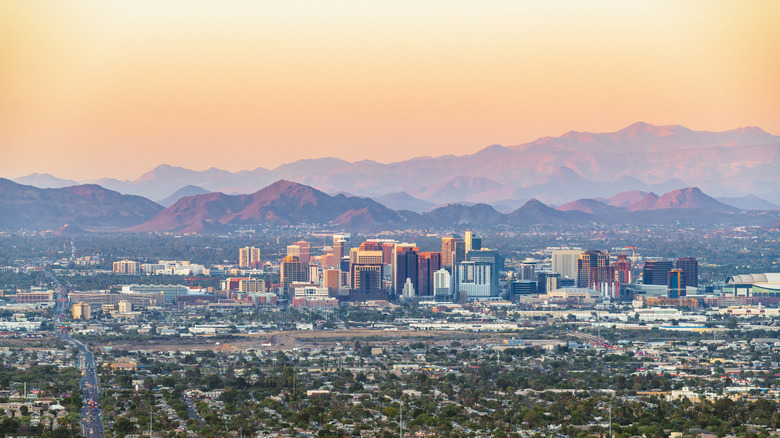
(2, 1, 779, 180)
(4, 3, 780, 438)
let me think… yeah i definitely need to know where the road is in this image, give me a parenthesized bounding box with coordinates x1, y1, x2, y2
(184, 396, 205, 430)
(49, 271, 106, 438)
(72, 336, 105, 438)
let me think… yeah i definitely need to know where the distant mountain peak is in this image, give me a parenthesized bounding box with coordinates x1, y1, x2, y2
(12, 173, 78, 189)
(0, 179, 162, 230)
(716, 194, 779, 211)
(558, 198, 619, 215)
(12, 122, 780, 209)
(729, 126, 768, 135)
(130, 179, 402, 233)
(621, 186, 739, 213)
(519, 198, 550, 210)
(156, 185, 211, 207)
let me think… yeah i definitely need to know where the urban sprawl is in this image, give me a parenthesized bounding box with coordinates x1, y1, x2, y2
(2, 227, 780, 438)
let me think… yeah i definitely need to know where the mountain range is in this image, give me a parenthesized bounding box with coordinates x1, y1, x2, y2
(15, 122, 780, 208)
(129, 182, 771, 233)
(128, 180, 404, 233)
(1, 177, 779, 232)
(0, 178, 162, 230)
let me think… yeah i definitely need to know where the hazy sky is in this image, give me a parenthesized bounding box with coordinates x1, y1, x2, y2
(1, 1, 778, 180)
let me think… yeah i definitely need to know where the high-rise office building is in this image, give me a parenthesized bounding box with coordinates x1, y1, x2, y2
(441, 235, 465, 268)
(536, 272, 561, 294)
(457, 261, 494, 300)
(381, 242, 396, 265)
(349, 248, 384, 295)
(280, 256, 306, 297)
(359, 241, 381, 251)
(454, 240, 467, 266)
(577, 250, 609, 288)
(518, 260, 536, 280)
(321, 246, 334, 267)
(676, 257, 698, 288)
(613, 255, 632, 284)
(353, 268, 382, 297)
(287, 244, 301, 259)
(643, 260, 674, 285)
(393, 244, 419, 295)
(340, 257, 350, 286)
(668, 269, 685, 298)
(294, 241, 311, 265)
(464, 231, 482, 252)
(417, 252, 442, 297)
(433, 269, 451, 301)
(352, 239, 399, 265)
(323, 269, 340, 297)
(466, 249, 502, 295)
(332, 234, 351, 266)
(577, 250, 621, 298)
(332, 240, 344, 266)
(510, 280, 537, 298)
(308, 265, 320, 284)
(239, 247, 261, 268)
(552, 249, 582, 280)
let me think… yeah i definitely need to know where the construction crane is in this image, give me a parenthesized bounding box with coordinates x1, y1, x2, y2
(624, 246, 637, 261)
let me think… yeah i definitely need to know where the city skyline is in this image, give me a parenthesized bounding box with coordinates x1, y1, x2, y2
(1, 1, 778, 180)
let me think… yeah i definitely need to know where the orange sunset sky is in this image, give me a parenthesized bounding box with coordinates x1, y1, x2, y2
(1, 1, 778, 181)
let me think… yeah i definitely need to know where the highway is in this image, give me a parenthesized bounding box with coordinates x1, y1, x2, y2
(72, 336, 105, 438)
(49, 272, 106, 438)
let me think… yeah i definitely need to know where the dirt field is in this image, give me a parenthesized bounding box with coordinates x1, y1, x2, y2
(0, 335, 66, 349)
(92, 329, 517, 353)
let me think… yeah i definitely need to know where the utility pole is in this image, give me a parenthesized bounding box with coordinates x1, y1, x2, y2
(597, 313, 601, 340)
(399, 398, 403, 438)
